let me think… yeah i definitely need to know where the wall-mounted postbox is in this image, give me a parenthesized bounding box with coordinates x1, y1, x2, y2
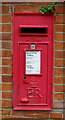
(13, 13, 54, 110)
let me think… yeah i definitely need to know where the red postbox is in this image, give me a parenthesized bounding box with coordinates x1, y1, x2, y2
(13, 13, 54, 110)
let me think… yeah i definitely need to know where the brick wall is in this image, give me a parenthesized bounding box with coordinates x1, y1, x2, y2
(1, 2, 65, 119)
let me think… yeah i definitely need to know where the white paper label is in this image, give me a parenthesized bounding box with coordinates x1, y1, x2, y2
(26, 51, 41, 74)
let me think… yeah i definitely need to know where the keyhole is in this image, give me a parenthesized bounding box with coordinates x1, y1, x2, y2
(24, 76, 26, 80)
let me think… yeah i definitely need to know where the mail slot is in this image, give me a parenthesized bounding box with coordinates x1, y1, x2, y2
(13, 13, 54, 110)
(19, 25, 48, 35)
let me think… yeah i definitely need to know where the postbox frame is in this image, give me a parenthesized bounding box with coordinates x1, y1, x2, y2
(13, 12, 54, 111)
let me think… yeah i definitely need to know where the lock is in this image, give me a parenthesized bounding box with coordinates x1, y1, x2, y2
(24, 76, 26, 80)
(23, 76, 28, 84)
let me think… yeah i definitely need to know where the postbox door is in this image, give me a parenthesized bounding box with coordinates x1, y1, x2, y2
(16, 41, 51, 110)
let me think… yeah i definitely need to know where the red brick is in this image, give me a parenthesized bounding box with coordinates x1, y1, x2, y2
(55, 59, 65, 67)
(0, 84, 2, 91)
(64, 113, 65, 119)
(0, 115, 2, 119)
(2, 42, 12, 49)
(0, 67, 2, 74)
(2, 100, 12, 107)
(1, 33, 12, 40)
(2, 50, 12, 57)
(2, 2, 17, 4)
(0, 15, 2, 23)
(0, 42, 2, 49)
(0, 110, 2, 114)
(55, 34, 64, 41)
(55, 24, 65, 32)
(2, 6, 9, 13)
(0, 50, 2, 57)
(0, 24, 2, 32)
(50, 113, 62, 119)
(55, 68, 64, 76)
(54, 85, 64, 92)
(2, 59, 12, 65)
(1, 4, 65, 118)
(29, 2, 50, 4)
(2, 67, 12, 74)
(0, 99, 2, 107)
(0, 5, 2, 14)
(12, 111, 49, 118)
(2, 24, 11, 32)
(2, 15, 12, 23)
(0, 91, 2, 98)
(0, 59, 2, 65)
(54, 77, 64, 84)
(3, 116, 14, 118)
(54, 93, 64, 100)
(2, 92, 12, 99)
(55, 42, 64, 50)
(2, 110, 11, 115)
(29, 2, 62, 5)
(2, 76, 12, 82)
(55, 51, 64, 58)
(14, 5, 40, 12)
(2, 84, 12, 91)
(53, 102, 63, 109)
(55, 15, 64, 23)
(0, 33, 2, 40)
(55, 6, 64, 14)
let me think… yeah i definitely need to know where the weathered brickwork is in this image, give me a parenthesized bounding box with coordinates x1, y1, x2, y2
(1, 2, 65, 119)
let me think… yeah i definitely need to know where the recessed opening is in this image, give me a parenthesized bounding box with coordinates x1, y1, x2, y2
(24, 76, 26, 80)
(20, 27, 47, 34)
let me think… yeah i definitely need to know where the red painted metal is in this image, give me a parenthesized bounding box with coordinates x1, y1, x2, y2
(13, 12, 54, 110)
